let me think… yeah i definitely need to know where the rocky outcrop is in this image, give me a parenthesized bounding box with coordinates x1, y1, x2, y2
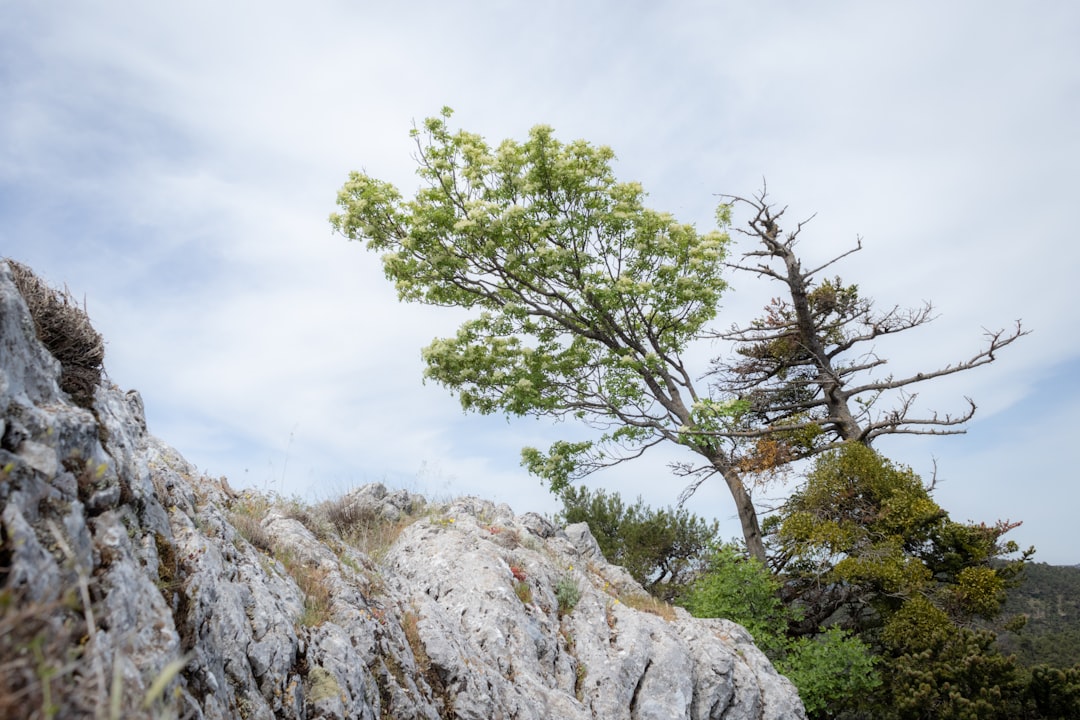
(0, 260, 805, 719)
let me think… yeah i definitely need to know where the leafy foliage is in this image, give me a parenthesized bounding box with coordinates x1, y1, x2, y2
(777, 627, 880, 718)
(558, 485, 719, 600)
(684, 544, 788, 651)
(771, 443, 1029, 638)
(685, 544, 879, 717)
(332, 118, 1024, 566)
(328, 109, 800, 559)
(331, 108, 729, 485)
(559, 462, 1070, 718)
(763, 444, 1079, 718)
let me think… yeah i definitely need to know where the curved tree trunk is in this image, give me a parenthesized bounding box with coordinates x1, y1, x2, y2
(718, 464, 766, 563)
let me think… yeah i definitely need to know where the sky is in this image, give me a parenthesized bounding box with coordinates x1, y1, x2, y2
(2, 1, 1078, 564)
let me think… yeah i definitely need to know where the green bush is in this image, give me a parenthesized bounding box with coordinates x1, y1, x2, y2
(555, 576, 581, 617)
(684, 544, 786, 652)
(776, 628, 880, 718)
(558, 485, 719, 600)
(886, 626, 1025, 720)
(1026, 664, 1080, 719)
(686, 544, 879, 716)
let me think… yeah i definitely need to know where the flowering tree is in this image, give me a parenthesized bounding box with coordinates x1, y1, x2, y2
(330, 108, 776, 559)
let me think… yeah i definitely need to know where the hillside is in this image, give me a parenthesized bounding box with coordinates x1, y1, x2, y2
(0, 259, 804, 719)
(997, 562, 1080, 668)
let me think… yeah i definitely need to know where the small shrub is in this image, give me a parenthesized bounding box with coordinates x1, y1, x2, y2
(510, 565, 527, 582)
(555, 576, 581, 617)
(687, 544, 882, 716)
(514, 580, 533, 605)
(558, 485, 719, 600)
(775, 627, 880, 717)
(685, 544, 786, 652)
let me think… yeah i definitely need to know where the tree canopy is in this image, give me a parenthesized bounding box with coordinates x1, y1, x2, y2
(330, 108, 774, 557)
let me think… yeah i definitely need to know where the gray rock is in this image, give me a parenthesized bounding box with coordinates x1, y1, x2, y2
(0, 260, 806, 719)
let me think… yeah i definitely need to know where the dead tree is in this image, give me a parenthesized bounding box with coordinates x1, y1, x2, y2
(705, 189, 1027, 480)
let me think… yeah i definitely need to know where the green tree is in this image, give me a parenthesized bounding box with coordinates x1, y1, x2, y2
(769, 444, 1038, 717)
(772, 443, 1029, 636)
(331, 115, 1024, 564)
(886, 625, 1026, 720)
(331, 109, 774, 558)
(558, 485, 719, 600)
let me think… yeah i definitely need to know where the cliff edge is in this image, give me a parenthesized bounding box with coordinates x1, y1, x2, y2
(0, 260, 805, 719)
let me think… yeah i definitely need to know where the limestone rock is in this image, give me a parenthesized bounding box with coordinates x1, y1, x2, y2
(0, 260, 805, 719)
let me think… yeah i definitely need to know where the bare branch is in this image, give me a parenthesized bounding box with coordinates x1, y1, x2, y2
(708, 189, 1028, 472)
(845, 322, 1028, 398)
(803, 237, 862, 278)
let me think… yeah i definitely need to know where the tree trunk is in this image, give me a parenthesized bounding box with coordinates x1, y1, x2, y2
(776, 242, 863, 441)
(717, 464, 766, 563)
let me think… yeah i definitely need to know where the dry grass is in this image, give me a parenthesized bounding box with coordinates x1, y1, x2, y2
(317, 496, 415, 562)
(278, 553, 334, 628)
(226, 498, 274, 557)
(8, 260, 104, 407)
(0, 588, 91, 720)
(620, 593, 677, 621)
(227, 495, 336, 626)
(229, 507, 276, 554)
(0, 583, 186, 718)
(574, 661, 588, 702)
(402, 610, 430, 673)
